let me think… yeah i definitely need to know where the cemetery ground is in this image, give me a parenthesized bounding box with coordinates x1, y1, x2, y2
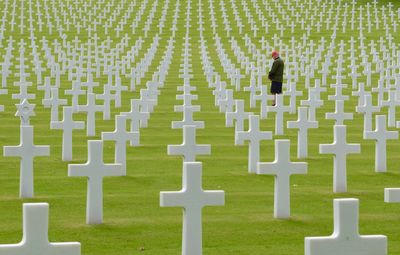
(1, 0, 400, 254)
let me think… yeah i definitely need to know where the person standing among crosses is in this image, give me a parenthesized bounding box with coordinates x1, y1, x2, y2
(268, 50, 284, 106)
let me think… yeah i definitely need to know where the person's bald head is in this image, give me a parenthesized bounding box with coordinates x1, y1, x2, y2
(271, 50, 279, 59)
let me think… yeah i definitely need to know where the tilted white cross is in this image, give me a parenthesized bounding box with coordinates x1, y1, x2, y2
(319, 125, 361, 193)
(266, 94, 291, 135)
(51, 106, 85, 161)
(305, 198, 387, 255)
(0, 203, 81, 255)
(325, 100, 353, 125)
(257, 140, 307, 219)
(3, 125, 50, 198)
(168, 125, 211, 162)
(364, 115, 398, 172)
(287, 107, 318, 158)
(102, 115, 139, 175)
(68, 140, 123, 224)
(236, 115, 272, 173)
(160, 162, 224, 255)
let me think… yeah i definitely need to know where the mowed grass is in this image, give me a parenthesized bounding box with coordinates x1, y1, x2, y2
(1, 0, 400, 254)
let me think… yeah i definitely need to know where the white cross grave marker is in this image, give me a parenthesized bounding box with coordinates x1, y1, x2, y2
(226, 100, 253, 132)
(266, 94, 290, 135)
(3, 125, 50, 198)
(68, 140, 123, 224)
(364, 115, 398, 172)
(101, 115, 139, 175)
(325, 100, 353, 125)
(0, 203, 81, 255)
(42, 88, 68, 122)
(305, 198, 387, 255)
(168, 125, 211, 162)
(77, 93, 104, 137)
(160, 162, 225, 255)
(257, 140, 307, 219)
(319, 125, 361, 193)
(356, 94, 381, 132)
(381, 90, 400, 127)
(236, 115, 272, 173)
(51, 107, 85, 161)
(287, 107, 318, 158)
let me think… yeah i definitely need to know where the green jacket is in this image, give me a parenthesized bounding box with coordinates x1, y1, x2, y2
(268, 57, 284, 82)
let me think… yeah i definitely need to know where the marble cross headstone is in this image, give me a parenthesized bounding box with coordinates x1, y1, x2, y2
(253, 85, 274, 119)
(236, 115, 272, 173)
(168, 125, 211, 162)
(77, 93, 104, 136)
(325, 100, 353, 125)
(257, 140, 307, 219)
(356, 94, 381, 132)
(305, 198, 387, 255)
(101, 115, 139, 175)
(172, 106, 205, 129)
(3, 125, 50, 198)
(226, 100, 253, 132)
(364, 115, 398, 172)
(51, 107, 85, 161)
(122, 99, 150, 132)
(381, 90, 400, 127)
(68, 140, 123, 224)
(0, 203, 81, 255)
(42, 88, 68, 122)
(160, 162, 225, 255)
(287, 107, 318, 158)
(266, 94, 290, 135)
(319, 125, 361, 193)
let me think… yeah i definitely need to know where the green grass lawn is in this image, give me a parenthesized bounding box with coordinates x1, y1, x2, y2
(1, 0, 400, 254)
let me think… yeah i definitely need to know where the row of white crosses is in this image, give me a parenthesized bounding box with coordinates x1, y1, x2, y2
(0, 0, 162, 39)
(201, 3, 393, 254)
(203, 0, 400, 238)
(0, 0, 178, 221)
(160, 20, 225, 253)
(199, 8, 309, 221)
(66, 34, 177, 225)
